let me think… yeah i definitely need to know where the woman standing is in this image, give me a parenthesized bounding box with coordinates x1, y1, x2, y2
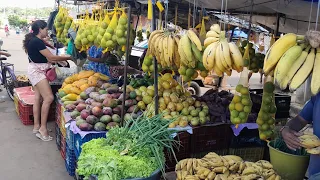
(23, 20, 72, 141)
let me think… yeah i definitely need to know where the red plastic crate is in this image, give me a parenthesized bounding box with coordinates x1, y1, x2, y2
(190, 123, 232, 154)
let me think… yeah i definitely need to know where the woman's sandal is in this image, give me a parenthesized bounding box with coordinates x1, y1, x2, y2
(36, 133, 53, 142)
(33, 128, 52, 134)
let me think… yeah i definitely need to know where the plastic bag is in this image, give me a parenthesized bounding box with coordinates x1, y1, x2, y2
(229, 67, 252, 127)
(101, 9, 118, 51)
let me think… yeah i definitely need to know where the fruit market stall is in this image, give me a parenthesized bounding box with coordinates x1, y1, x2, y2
(46, 0, 320, 179)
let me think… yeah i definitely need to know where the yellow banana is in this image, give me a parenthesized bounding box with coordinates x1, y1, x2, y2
(215, 44, 226, 73)
(191, 42, 202, 62)
(280, 46, 311, 90)
(274, 44, 304, 85)
(162, 36, 169, 67)
(289, 48, 315, 91)
(204, 37, 219, 47)
(228, 42, 244, 70)
(187, 30, 202, 51)
(264, 33, 303, 75)
(149, 31, 163, 54)
(167, 35, 175, 66)
(206, 30, 220, 38)
(203, 42, 218, 71)
(173, 40, 181, 68)
(220, 36, 232, 68)
(210, 24, 221, 34)
(180, 35, 193, 64)
(218, 42, 229, 69)
(311, 48, 320, 95)
(213, 64, 223, 77)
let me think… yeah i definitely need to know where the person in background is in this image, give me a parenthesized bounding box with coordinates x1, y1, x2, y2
(87, 45, 112, 76)
(23, 20, 72, 141)
(4, 25, 9, 37)
(281, 95, 320, 179)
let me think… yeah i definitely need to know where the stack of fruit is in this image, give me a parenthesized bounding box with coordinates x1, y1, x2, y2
(142, 54, 163, 74)
(239, 40, 264, 73)
(64, 83, 141, 131)
(54, 7, 70, 44)
(95, 13, 110, 47)
(140, 73, 210, 128)
(256, 81, 277, 140)
(229, 81, 252, 127)
(175, 152, 281, 180)
(58, 70, 110, 106)
(128, 74, 154, 88)
(202, 24, 244, 77)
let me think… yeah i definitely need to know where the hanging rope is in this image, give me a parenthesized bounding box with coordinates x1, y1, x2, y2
(315, 0, 320, 30)
(164, 0, 168, 29)
(220, 0, 224, 28)
(224, 0, 228, 31)
(308, 0, 314, 31)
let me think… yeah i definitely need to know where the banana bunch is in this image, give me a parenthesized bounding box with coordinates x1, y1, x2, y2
(148, 30, 181, 69)
(298, 133, 320, 154)
(17, 75, 29, 82)
(202, 24, 244, 77)
(175, 152, 281, 180)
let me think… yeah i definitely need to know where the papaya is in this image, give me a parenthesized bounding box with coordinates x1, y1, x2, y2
(70, 74, 79, 81)
(64, 76, 74, 84)
(80, 84, 90, 91)
(78, 70, 95, 79)
(62, 82, 67, 88)
(88, 76, 99, 87)
(70, 87, 81, 95)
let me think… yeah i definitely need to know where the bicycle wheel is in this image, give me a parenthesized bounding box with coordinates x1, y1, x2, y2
(4, 67, 16, 100)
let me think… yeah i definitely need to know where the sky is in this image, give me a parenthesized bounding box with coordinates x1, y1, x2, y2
(0, 0, 54, 8)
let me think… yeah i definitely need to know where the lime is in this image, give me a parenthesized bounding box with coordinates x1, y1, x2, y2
(264, 130, 273, 138)
(269, 105, 277, 114)
(264, 82, 275, 93)
(144, 57, 153, 66)
(261, 113, 270, 121)
(241, 98, 251, 106)
(240, 87, 249, 95)
(239, 112, 247, 119)
(259, 133, 267, 140)
(106, 40, 114, 47)
(116, 29, 124, 37)
(231, 110, 239, 117)
(256, 118, 264, 126)
(119, 17, 128, 25)
(183, 75, 191, 82)
(104, 33, 112, 41)
(186, 69, 195, 77)
(81, 38, 89, 45)
(106, 28, 114, 34)
(149, 64, 154, 72)
(200, 71, 208, 78)
(235, 103, 244, 112)
(243, 106, 251, 113)
(101, 22, 108, 29)
(178, 66, 187, 75)
(262, 105, 270, 113)
(87, 35, 94, 42)
(268, 117, 275, 125)
(263, 96, 272, 104)
(233, 95, 241, 103)
(229, 103, 235, 111)
(261, 124, 269, 131)
(233, 117, 241, 124)
(142, 64, 149, 72)
(236, 84, 243, 92)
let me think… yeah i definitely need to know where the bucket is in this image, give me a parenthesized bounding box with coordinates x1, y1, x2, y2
(268, 141, 309, 180)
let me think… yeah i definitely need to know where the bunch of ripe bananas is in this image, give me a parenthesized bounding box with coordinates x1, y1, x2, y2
(263, 33, 320, 95)
(202, 24, 244, 77)
(299, 132, 320, 154)
(17, 75, 29, 82)
(175, 152, 281, 180)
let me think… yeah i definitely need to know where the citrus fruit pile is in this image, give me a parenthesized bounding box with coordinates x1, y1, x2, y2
(178, 61, 208, 82)
(229, 84, 252, 126)
(256, 81, 276, 140)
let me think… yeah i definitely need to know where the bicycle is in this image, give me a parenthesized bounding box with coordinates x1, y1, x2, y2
(0, 50, 17, 100)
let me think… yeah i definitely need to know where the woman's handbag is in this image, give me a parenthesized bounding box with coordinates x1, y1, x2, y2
(28, 56, 57, 82)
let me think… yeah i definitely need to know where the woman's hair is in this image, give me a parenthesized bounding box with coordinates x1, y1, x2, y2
(23, 20, 47, 53)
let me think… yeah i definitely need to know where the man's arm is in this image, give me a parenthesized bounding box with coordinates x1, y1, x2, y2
(286, 115, 309, 132)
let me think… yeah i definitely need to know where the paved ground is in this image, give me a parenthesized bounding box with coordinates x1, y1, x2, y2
(0, 31, 73, 180)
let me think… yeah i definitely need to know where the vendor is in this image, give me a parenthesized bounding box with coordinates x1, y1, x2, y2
(281, 95, 320, 179)
(87, 45, 117, 76)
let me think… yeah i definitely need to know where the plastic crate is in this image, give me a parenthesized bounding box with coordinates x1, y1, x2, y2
(229, 147, 265, 162)
(190, 123, 232, 154)
(56, 122, 61, 150)
(74, 132, 107, 160)
(191, 149, 229, 159)
(65, 143, 76, 176)
(165, 132, 191, 171)
(17, 99, 34, 125)
(250, 89, 291, 112)
(66, 126, 75, 150)
(60, 136, 66, 160)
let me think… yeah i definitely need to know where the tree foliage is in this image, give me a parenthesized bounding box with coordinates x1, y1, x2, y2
(8, 15, 28, 27)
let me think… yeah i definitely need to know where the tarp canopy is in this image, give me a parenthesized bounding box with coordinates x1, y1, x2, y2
(185, 0, 320, 34)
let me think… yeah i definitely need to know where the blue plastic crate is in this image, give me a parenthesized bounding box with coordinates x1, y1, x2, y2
(74, 132, 106, 160)
(66, 126, 74, 150)
(55, 122, 61, 150)
(65, 144, 76, 176)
